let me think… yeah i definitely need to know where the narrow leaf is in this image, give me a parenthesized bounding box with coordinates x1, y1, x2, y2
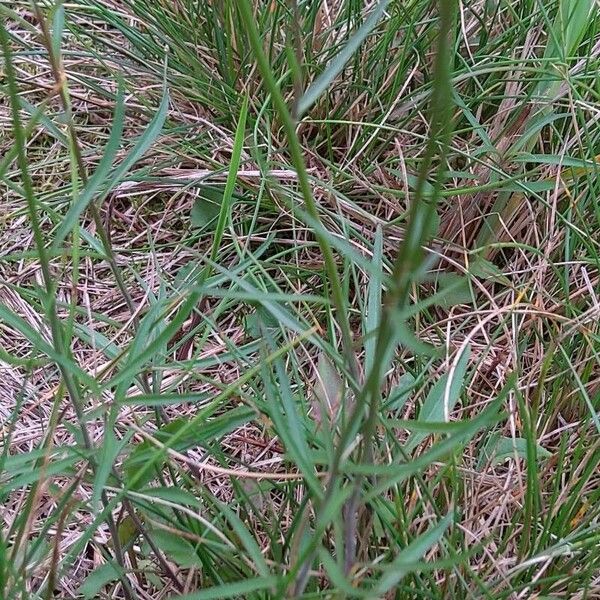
(298, 0, 391, 116)
(173, 576, 278, 600)
(374, 513, 453, 594)
(365, 226, 383, 375)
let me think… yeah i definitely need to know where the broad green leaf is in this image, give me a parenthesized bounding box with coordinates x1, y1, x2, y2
(312, 352, 343, 425)
(190, 185, 225, 230)
(384, 419, 482, 434)
(509, 113, 569, 154)
(405, 346, 471, 453)
(480, 435, 552, 467)
(79, 562, 123, 599)
(2, 457, 77, 492)
(150, 529, 199, 568)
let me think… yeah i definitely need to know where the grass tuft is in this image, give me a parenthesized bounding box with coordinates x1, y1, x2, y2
(1, 0, 600, 598)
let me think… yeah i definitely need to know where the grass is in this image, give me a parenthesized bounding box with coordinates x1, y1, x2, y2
(1, 0, 600, 598)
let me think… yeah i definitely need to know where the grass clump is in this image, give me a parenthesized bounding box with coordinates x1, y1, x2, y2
(1, 0, 600, 598)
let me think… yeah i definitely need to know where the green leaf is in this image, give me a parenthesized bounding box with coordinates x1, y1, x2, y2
(361, 392, 505, 500)
(190, 185, 225, 230)
(118, 391, 211, 407)
(261, 338, 321, 494)
(51, 82, 126, 250)
(104, 291, 200, 390)
(405, 346, 471, 452)
(173, 576, 278, 599)
(364, 226, 383, 375)
(113, 292, 170, 402)
(72, 322, 121, 360)
(395, 321, 440, 357)
(150, 529, 199, 568)
(53, 78, 169, 250)
(431, 273, 473, 308)
(138, 486, 202, 508)
(480, 435, 552, 467)
(382, 373, 416, 412)
(312, 352, 343, 426)
(0, 4, 37, 32)
(468, 256, 511, 286)
(0, 304, 99, 392)
(79, 562, 123, 599)
(209, 95, 248, 264)
(548, 0, 594, 61)
(51, 3, 65, 60)
(217, 501, 270, 577)
(298, 0, 391, 116)
(124, 407, 254, 489)
(16, 96, 67, 145)
(91, 429, 128, 514)
(244, 309, 279, 338)
(319, 548, 369, 597)
(374, 513, 453, 594)
(1, 447, 87, 493)
(117, 515, 139, 547)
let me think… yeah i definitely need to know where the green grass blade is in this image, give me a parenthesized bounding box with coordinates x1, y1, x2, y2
(172, 576, 279, 600)
(297, 0, 392, 116)
(209, 94, 248, 265)
(51, 82, 126, 249)
(374, 512, 453, 594)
